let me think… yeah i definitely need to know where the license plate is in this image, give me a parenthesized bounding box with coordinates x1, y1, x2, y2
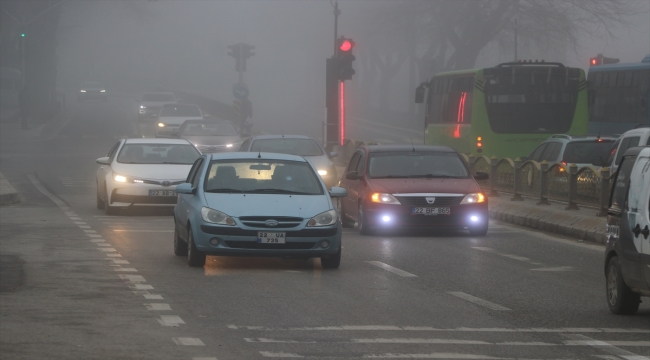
(412, 207, 450, 215)
(257, 232, 286, 243)
(148, 190, 176, 196)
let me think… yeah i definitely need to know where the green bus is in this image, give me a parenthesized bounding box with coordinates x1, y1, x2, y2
(415, 62, 589, 159)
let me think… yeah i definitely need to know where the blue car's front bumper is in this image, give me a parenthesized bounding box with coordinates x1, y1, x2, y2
(192, 222, 342, 258)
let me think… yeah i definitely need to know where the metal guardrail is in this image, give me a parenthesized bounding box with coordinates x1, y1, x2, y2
(463, 154, 612, 216)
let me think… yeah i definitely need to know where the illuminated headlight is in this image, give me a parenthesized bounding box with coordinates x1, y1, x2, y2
(382, 215, 391, 222)
(371, 193, 401, 205)
(133, 179, 144, 183)
(80, 90, 86, 92)
(201, 207, 235, 226)
(158, 123, 166, 127)
(114, 174, 128, 183)
(307, 209, 337, 227)
(461, 193, 486, 204)
(226, 144, 233, 148)
(100, 90, 106, 93)
(140, 105, 146, 109)
(470, 215, 479, 222)
(318, 170, 328, 176)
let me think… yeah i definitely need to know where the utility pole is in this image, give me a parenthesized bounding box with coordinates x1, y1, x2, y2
(514, 18, 518, 61)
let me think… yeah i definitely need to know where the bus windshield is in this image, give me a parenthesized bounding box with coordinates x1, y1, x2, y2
(483, 66, 580, 134)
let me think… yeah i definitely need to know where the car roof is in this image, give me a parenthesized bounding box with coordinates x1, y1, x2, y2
(250, 135, 313, 140)
(123, 138, 192, 145)
(622, 146, 650, 158)
(546, 134, 618, 142)
(619, 127, 650, 137)
(364, 144, 458, 153)
(207, 151, 308, 162)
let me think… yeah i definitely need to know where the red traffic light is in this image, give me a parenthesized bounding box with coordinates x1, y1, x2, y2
(339, 39, 354, 52)
(590, 58, 599, 66)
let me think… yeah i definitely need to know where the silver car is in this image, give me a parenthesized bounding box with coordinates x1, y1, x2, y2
(239, 135, 339, 188)
(177, 119, 244, 153)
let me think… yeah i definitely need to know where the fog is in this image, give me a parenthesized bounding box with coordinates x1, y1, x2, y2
(54, 0, 650, 136)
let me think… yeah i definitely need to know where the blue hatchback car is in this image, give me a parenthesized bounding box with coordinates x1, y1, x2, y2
(173, 152, 348, 268)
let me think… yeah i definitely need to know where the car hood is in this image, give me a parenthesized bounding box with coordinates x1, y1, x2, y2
(182, 135, 242, 146)
(303, 155, 333, 171)
(204, 193, 331, 219)
(368, 178, 480, 195)
(111, 163, 192, 180)
(158, 117, 204, 126)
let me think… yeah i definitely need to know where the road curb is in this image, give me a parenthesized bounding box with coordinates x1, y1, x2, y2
(0, 172, 19, 206)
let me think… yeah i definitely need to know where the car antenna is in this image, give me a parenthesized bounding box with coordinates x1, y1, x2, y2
(257, 150, 261, 159)
(410, 138, 415, 152)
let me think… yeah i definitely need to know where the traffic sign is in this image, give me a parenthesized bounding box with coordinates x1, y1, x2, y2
(233, 83, 249, 99)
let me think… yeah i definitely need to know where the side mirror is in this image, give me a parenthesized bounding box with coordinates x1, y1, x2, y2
(474, 171, 489, 181)
(329, 186, 348, 198)
(329, 151, 338, 158)
(415, 83, 426, 104)
(96, 157, 111, 165)
(175, 183, 195, 195)
(345, 171, 360, 180)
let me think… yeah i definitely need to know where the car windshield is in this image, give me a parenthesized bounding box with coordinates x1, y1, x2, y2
(368, 151, 470, 178)
(204, 160, 323, 195)
(250, 138, 324, 156)
(562, 140, 615, 164)
(181, 122, 238, 136)
(160, 105, 202, 117)
(142, 93, 175, 102)
(116, 144, 200, 165)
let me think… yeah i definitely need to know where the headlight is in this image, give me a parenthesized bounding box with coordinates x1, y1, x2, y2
(318, 170, 328, 176)
(308, 209, 337, 227)
(114, 174, 128, 183)
(461, 193, 485, 204)
(158, 123, 166, 127)
(80, 90, 86, 92)
(201, 207, 235, 226)
(140, 105, 146, 109)
(226, 144, 233, 148)
(371, 193, 401, 204)
(100, 90, 106, 93)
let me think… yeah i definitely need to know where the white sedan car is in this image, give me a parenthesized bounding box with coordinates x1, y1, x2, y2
(96, 138, 201, 215)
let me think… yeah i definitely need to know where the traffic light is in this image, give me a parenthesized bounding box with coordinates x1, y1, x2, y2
(227, 43, 255, 72)
(335, 37, 355, 81)
(589, 54, 619, 66)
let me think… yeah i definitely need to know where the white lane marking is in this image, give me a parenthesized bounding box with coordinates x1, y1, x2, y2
(447, 292, 511, 311)
(160, 316, 185, 326)
(193, 358, 218, 360)
(112, 229, 173, 233)
(493, 220, 605, 252)
(131, 284, 154, 290)
(106, 253, 122, 257)
(144, 294, 163, 300)
(78, 225, 91, 229)
(114, 268, 137, 272)
(87, 234, 102, 238)
(245, 338, 314, 343)
(83, 230, 97, 233)
(259, 352, 303, 358)
(171, 337, 203, 345)
(245, 338, 561, 346)
(97, 243, 112, 247)
(563, 334, 650, 360)
(98, 248, 116, 252)
(472, 247, 572, 271)
(107, 259, 129, 264)
(91, 239, 105, 243)
(362, 353, 506, 359)
(366, 261, 417, 277)
(353, 339, 490, 345)
(565, 340, 650, 346)
(145, 303, 171, 311)
(70, 217, 82, 221)
(28, 175, 69, 209)
(531, 266, 574, 272)
(73, 222, 87, 225)
(119, 274, 145, 282)
(227, 325, 650, 333)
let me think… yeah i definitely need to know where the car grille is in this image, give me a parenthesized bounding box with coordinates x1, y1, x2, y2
(138, 179, 185, 187)
(224, 241, 316, 250)
(394, 195, 464, 206)
(239, 216, 303, 228)
(200, 225, 337, 237)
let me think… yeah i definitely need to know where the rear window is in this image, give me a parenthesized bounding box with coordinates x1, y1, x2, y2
(562, 140, 615, 164)
(368, 151, 470, 179)
(610, 155, 637, 213)
(117, 143, 200, 165)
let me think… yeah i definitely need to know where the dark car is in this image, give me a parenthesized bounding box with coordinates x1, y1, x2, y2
(177, 119, 244, 153)
(604, 146, 650, 315)
(338, 145, 489, 236)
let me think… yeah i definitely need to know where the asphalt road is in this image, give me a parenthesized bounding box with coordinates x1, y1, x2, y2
(0, 94, 648, 360)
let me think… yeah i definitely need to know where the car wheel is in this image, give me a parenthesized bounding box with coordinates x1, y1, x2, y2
(469, 224, 488, 236)
(321, 246, 341, 269)
(187, 227, 206, 267)
(606, 256, 640, 315)
(96, 185, 105, 209)
(103, 187, 119, 215)
(173, 220, 188, 256)
(358, 202, 372, 235)
(340, 205, 355, 228)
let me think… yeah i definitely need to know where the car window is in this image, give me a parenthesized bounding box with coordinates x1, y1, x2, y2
(562, 140, 615, 164)
(107, 141, 121, 160)
(204, 160, 323, 195)
(180, 122, 238, 136)
(528, 143, 548, 162)
(117, 143, 200, 164)
(347, 152, 361, 172)
(186, 157, 204, 184)
(610, 155, 637, 213)
(250, 138, 324, 156)
(646, 136, 650, 146)
(355, 152, 366, 174)
(160, 105, 202, 117)
(605, 139, 620, 166)
(368, 151, 470, 178)
(541, 142, 562, 162)
(615, 136, 641, 165)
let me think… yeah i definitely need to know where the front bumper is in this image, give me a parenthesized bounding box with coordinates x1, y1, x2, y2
(79, 92, 107, 100)
(108, 181, 181, 207)
(192, 222, 342, 257)
(155, 125, 180, 137)
(364, 202, 488, 231)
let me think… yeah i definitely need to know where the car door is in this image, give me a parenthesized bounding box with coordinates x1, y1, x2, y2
(97, 141, 122, 199)
(630, 155, 650, 290)
(176, 157, 205, 236)
(340, 151, 362, 220)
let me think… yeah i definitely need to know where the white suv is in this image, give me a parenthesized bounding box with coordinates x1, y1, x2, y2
(526, 134, 618, 168)
(604, 126, 650, 173)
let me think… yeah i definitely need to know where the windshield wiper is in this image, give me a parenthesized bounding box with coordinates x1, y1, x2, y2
(249, 188, 313, 195)
(204, 188, 243, 193)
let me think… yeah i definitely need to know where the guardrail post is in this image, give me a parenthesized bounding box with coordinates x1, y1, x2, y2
(537, 160, 550, 205)
(597, 167, 611, 216)
(565, 163, 580, 210)
(489, 156, 499, 197)
(511, 158, 523, 201)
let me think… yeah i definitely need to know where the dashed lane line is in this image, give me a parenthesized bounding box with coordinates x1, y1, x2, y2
(227, 325, 650, 333)
(244, 337, 650, 346)
(366, 261, 418, 277)
(563, 334, 650, 360)
(447, 292, 511, 311)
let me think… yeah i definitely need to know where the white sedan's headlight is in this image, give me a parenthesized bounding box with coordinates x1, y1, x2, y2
(461, 193, 486, 204)
(80, 90, 86, 92)
(140, 105, 146, 109)
(226, 144, 233, 148)
(201, 207, 235, 226)
(113, 174, 128, 183)
(100, 90, 106, 93)
(318, 170, 327, 176)
(307, 209, 337, 227)
(371, 193, 401, 204)
(158, 123, 166, 127)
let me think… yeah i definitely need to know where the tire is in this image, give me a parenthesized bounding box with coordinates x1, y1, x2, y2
(173, 220, 187, 256)
(358, 202, 372, 235)
(96, 187, 105, 209)
(321, 246, 341, 269)
(606, 256, 640, 315)
(340, 206, 355, 228)
(469, 224, 488, 236)
(187, 228, 206, 267)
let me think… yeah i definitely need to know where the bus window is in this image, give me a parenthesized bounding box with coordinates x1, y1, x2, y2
(623, 72, 633, 87)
